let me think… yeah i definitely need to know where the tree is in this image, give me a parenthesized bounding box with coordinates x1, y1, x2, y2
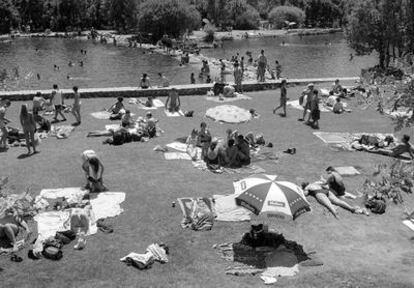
(234, 5, 261, 29)
(137, 0, 201, 41)
(304, 0, 343, 27)
(268, 5, 305, 29)
(0, 0, 20, 33)
(107, 0, 137, 32)
(346, 0, 405, 69)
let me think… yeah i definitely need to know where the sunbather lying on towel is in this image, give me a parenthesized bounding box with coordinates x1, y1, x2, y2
(139, 96, 154, 107)
(301, 181, 368, 218)
(107, 97, 125, 120)
(81, 150, 107, 193)
(358, 134, 414, 160)
(0, 207, 31, 252)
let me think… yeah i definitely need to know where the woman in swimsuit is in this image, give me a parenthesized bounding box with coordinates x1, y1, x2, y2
(20, 104, 37, 154)
(0, 207, 31, 252)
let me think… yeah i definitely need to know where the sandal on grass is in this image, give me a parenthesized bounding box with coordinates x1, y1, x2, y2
(10, 254, 23, 262)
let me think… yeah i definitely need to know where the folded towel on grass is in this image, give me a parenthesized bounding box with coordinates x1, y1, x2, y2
(164, 110, 184, 117)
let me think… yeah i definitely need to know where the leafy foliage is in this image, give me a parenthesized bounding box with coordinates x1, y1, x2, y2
(268, 5, 305, 29)
(137, 0, 201, 41)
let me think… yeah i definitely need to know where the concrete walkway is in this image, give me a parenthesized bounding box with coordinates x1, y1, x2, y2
(0, 77, 359, 101)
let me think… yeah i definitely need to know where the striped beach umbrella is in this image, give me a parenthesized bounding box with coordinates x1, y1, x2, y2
(234, 174, 311, 221)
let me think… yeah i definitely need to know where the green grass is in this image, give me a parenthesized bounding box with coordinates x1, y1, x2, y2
(1, 87, 413, 288)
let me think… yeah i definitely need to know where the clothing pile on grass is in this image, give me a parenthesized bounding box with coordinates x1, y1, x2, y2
(359, 160, 414, 215)
(120, 243, 169, 270)
(1, 181, 124, 262)
(214, 225, 322, 285)
(176, 194, 252, 231)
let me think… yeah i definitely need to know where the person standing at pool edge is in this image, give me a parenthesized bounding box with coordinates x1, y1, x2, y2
(233, 62, 243, 93)
(52, 84, 66, 122)
(72, 86, 81, 125)
(273, 79, 287, 117)
(257, 50, 267, 82)
(20, 104, 37, 154)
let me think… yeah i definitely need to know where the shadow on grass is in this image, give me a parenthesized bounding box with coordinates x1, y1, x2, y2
(17, 153, 31, 159)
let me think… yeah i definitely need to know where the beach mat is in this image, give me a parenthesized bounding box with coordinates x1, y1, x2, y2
(166, 142, 188, 153)
(205, 94, 252, 103)
(164, 152, 192, 160)
(223, 164, 266, 175)
(164, 110, 184, 117)
(213, 194, 251, 222)
(335, 166, 361, 176)
(177, 197, 215, 231)
(51, 125, 75, 139)
(403, 219, 414, 232)
(91, 111, 111, 120)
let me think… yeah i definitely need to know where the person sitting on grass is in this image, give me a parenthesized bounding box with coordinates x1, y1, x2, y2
(0, 207, 31, 253)
(141, 96, 154, 108)
(364, 134, 414, 160)
(205, 138, 226, 169)
(186, 129, 199, 161)
(198, 121, 212, 152)
(326, 91, 337, 107)
(81, 150, 106, 193)
(121, 110, 134, 128)
(108, 97, 125, 120)
(236, 134, 251, 166)
(224, 139, 239, 168)
(332, 97, 351, 114)
(322, 166, 346, 197)
(301, 181, 368, 218)
(165, 88, 181, 112)
(144, 112, 157, 138)
(20, 104, 38, 155)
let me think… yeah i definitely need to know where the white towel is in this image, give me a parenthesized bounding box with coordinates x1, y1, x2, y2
(90, 192, 125, 220)
(166, 142, 188, 153)
(164, 152, 192, 160)
(39, 187, 88, 204)
(164, 110, 184, 117)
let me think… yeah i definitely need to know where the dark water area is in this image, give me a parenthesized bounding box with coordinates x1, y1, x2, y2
(0, 34, 377, 91)
(0, 38, 195, 91)
(202, 33, 377, 79)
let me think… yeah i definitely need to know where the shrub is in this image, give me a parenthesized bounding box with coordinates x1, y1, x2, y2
(204, 26, 216, 43)
(269, 6, 305, 29)
(234, 5, 261, 30)
(137, 0, 201, 41)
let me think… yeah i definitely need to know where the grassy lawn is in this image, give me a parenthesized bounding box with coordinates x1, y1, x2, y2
(0, 86, 413, 288)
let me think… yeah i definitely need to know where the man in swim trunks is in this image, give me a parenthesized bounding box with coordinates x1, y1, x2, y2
(165, 88, 181, 112)
(72, 86, 81, 125)
(257, 50, 267, 82)
(52, 84, 66, 122)
(371, 134, 414, 160)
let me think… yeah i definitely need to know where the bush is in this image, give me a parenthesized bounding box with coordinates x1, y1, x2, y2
(234, 5, 261, 30)
(204, 26, 216, 43)
(138, 0, 201, 41)
(269, 6, 305, 29)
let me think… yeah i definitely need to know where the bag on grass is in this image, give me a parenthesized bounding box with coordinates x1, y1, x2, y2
(42, 246, 63, 261)
(365, 196, 386, 214)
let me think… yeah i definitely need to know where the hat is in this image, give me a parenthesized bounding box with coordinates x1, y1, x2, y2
(307, 83, 314, 87)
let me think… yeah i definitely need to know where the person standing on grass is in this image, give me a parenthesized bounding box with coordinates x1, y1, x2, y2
(220, 59, 226, 83)
(190, 73, 196, 84)
(233, 62, 243, 93)
(81, 150, 106, 193)
(0, 99, 11, 149)
(299, 83, 315, 122)
(52, 84, 66, 122)
(72, 86, 81, 125)
(165, 88, 181, 112)
(20, 104, 37, 155)
(307, 90, 321, 129)
(273, 79, 287, 117)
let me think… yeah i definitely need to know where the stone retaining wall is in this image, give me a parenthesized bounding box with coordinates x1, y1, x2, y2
(0, 77, 359, 101)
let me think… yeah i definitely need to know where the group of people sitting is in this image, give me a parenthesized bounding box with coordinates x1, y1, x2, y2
(186, 122, 268, 169)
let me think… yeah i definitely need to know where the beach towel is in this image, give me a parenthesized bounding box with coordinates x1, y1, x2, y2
(205, 105, 251, 124)
(287, 100, 331, 113)
(223, 164, 266, 175)
(164, 152, 192, 160)
(39, 187, 88, 204)
(251, 150, 281, 163)
(177, 197, 215, 231)
(164, 110, 184, 117)
(166, 142, 188, 153)
(213, 194, 251, 222)
(50, 125, 75, 139)
(403, 219, 414, 232)
(91, 111, 112, 120)
(205, 93, 252, 103)
(105, 124, 121, 131)
(334, 166, 361, 176)
(90, 192, 125, 220)
(383, 109, 413, 119)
